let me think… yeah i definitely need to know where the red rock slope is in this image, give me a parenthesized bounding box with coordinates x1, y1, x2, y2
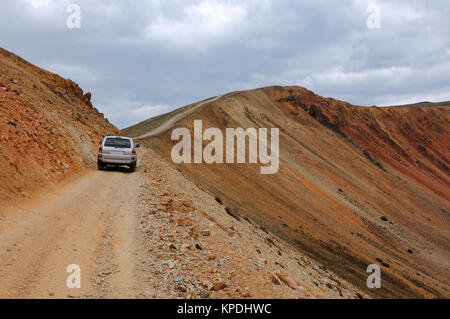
(0, 48, 120, 203)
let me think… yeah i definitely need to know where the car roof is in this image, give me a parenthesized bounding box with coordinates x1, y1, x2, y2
(104, 136, 133, 140)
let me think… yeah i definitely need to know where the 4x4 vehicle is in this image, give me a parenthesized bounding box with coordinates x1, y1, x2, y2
(98, 136, 140, 172)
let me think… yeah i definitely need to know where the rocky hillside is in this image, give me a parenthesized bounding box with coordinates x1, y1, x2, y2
(132, 149, 367, 299)
(125, 86, 450, 298)
(0, 48, 120, 202)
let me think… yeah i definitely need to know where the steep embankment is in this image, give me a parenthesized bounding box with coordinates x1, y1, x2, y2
(125, 86, 450, 298)
(0, 48, 120, 203)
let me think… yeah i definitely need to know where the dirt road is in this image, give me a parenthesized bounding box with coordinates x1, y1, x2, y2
(0, 147, 365, 299)
(0, 163, 145, 298)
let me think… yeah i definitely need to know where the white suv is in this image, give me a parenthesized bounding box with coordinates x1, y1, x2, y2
(98, 136, 140, 172)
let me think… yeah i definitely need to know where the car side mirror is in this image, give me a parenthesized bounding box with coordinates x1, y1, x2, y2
(135, 144, 140, 148)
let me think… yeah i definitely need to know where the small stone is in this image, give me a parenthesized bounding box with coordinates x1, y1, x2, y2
(203, 281, 213, 290)
(189, 228, 198, 239)
(177, 217, 193, 226)
(275, 272, 296, 288)
(98, 270, 112, 277)
(200, 290, 210, 299)
(195, 242, 205, 250)
(213, 282, 226, 291)
(201, 230, 211, 236)
(176, 285, 187, 292)
(269, 274, 281, 285)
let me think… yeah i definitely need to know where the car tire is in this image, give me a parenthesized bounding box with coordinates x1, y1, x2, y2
(129, 162, 136, 172)
(98, 161, 104, 170)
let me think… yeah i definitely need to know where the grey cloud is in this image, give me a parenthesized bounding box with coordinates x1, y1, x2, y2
(1, 0, 449, 128)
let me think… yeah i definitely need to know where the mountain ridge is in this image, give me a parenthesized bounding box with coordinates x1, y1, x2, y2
(125, 85, 450, 298)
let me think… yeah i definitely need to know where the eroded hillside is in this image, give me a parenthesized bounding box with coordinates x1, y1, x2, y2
(126, 86, 450, 298)
(0, 48, 120, 202)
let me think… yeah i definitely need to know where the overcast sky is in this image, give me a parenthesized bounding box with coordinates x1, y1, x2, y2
(1, 0, 449, 128)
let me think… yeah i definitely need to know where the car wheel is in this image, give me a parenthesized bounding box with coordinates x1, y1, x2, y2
(98, 161, 104, 170)
(129, 162, 136, 172)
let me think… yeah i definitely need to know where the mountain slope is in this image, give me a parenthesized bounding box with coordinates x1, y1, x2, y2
(125, 86, 450, 298)
(0, 48, 120, 203)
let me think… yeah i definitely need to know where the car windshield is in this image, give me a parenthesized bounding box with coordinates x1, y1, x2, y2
(104, 138, 131, 148)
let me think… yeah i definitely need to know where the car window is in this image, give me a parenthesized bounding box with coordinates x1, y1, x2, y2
(104, 138, 131, 148)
